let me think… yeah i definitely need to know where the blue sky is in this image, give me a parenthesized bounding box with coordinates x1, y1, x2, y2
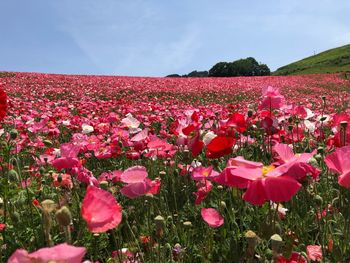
(1, 0, 350, 76)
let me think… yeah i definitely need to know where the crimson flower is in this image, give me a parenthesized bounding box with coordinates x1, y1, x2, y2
(0, 85, 7, 121)
(206, 136, 235, 159)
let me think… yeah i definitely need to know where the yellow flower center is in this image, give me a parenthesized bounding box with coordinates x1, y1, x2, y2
(203, 170, 210, 177)
(261, 165, 275, 177)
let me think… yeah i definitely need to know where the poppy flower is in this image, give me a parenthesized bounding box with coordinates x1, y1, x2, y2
(218, 156, 303, 205)
(201, 208, 224, 228)
(324, 146, 350, 188)
(51, 143, 81, 171)
(119, 166, 160, 198)
(0, 85, 7, 121)
(191, 166, 219, 181)
(8, 243, 86, 263)
(306, 245, 322, 262)
(193, 180, 213, 205)
(274, 252, 307, 263)
(81, 186, 122, 233)
(226, 112, 247, 133)
(206, 136, 235, 159)
(259, 86, 286, 110)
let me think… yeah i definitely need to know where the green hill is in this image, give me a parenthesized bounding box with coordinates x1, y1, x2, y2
(274, 44, 350, 75)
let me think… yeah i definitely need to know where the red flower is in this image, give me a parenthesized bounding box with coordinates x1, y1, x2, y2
(0, 85, 7, 121)
(206, 136, 235, 159)
(275, 252, 307, 263)
(32, 199, 40, 207)
(226, 112, 247, 133)
(0, 223, 6, 231)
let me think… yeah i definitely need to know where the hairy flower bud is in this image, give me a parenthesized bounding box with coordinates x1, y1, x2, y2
(55, 206, 72, 227)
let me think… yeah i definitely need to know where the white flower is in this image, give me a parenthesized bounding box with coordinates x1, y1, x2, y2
(203, 131, 217, 145)
(304, 120, 315, 133)
(82, 124, 94, 134)
(62, 120, 70, 126)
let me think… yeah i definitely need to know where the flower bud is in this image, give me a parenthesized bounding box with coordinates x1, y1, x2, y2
(10, 129, 18, 140)
(99, 180, 109, 190)
(43, 140, 53, 147)
(41, 199, 56, 213)
(183, 221, 192, 228)
(270, 234, 283, 255)
(245, 230, 258, 258)
(55, 206, 72, 226)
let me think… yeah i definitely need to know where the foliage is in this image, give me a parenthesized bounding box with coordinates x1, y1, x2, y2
(209, 57, 271, 77)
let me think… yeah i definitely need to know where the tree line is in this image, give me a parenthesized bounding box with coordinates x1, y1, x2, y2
(166, 57, 270, 77)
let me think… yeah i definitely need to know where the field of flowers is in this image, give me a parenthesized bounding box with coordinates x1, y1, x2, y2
(1, 72, 350, 262)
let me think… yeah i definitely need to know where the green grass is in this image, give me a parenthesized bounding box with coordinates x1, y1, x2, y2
(274, 44, 350, 75)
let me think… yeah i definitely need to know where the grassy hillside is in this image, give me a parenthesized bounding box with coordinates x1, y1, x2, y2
(274, 44, 350, 75)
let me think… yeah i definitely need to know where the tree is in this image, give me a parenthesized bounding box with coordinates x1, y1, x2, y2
(209, 62, 232, 77)
(187, 70, 209, 77)
(209, 57, 270, 77)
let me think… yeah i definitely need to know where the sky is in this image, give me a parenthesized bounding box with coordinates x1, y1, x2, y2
(1, 0, 350, 77)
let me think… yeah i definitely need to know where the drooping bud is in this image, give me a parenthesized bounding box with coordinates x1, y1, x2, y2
(154, 215, 165, 238)
(270, 234, 283, 256)
(245, 230, 258, 258)
(55, 206, 72, 226)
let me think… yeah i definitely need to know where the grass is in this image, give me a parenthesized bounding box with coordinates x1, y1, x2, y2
(274, 44, 350, 75)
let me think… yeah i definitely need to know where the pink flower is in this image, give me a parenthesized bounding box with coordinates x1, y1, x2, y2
(325, 146, 350, 187)
(81, 186, 122, 233)
(217, 156, 302, 205)
(201, 208, 224, 228)
(191, 166, 219, 181)
(120, 166, 148, 184)
(273, 143, 317, 181)
(51, 143, 81, 171)
(259, 86, 286, 110)
(306, 245, 322, 262)
(8, 243, 86, 263)
(119, 166, 160, 198)
(120, 181, 151, 199)
(193, 180, 213, 205)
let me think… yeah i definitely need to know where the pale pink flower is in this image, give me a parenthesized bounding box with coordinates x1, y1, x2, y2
(201, 208, 224, 228)
(8, 243, 86, 263)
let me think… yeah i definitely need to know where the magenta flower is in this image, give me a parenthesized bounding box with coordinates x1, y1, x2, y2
(325, 146, 350, 188)
(8, 243, 86, 263)
(81, 186, 122, 233)
(201, 208, 224, 228)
